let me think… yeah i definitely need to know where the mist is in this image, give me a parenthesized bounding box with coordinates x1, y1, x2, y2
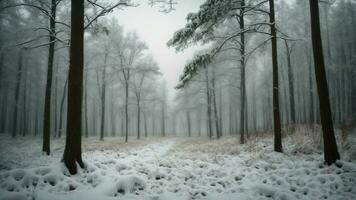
(0, 0, 356, 199)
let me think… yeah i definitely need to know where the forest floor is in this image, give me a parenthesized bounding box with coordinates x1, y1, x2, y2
(0, 127, 356, 200)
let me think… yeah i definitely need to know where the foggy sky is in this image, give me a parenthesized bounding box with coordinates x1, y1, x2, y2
(112, 0, 205, 100)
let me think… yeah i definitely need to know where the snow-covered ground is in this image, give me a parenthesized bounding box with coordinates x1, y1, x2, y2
(1, 130, 356, 200)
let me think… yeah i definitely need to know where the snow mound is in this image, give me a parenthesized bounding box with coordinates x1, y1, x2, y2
(114, 176, 146, 195)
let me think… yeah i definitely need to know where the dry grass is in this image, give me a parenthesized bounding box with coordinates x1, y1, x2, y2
(175, 136, 240, 155)
(81, 136, 156, 152)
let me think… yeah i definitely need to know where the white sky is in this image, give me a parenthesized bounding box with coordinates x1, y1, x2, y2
(112, 0, 204, 99)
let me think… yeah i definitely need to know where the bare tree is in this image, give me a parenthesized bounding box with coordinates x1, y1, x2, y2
(308, 0, 339, 165)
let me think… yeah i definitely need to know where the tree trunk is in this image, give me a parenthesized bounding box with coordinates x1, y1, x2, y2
(137, 99, 141, 139)
(144, 111, 148, 137)
(92, 101, 97, 137)
(309, 0, 340, 165)
(54, 62, 59, 137)
(43, 0, 57, 155)
(211, 71, 220, 139)
(285, 41, 296, 125)
(0, 50, 7, 133)
(110, 92, 116, 137)
(58, 75, 68, 138)
(161, 99, 166, 137)
(34, 90, 39, 136)
(205, 67, 212, 139)
(125, 79, 129, 143)
(219, 86, 223, 137)
(100, 52, 108, 141)
(304, 3, 315, 124)
(239, 1, 246, 144)
(184, 89, 191, 137)
(63, 0, 85, 175)
(22, 60, 28, 137)
(84, 68, 88, 138)
(12, 49, 24, 138)
(269, 0, 282, 152)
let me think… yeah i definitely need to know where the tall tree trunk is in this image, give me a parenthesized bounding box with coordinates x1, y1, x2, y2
(12, 49, 24, 138)
(54, 62, 59, 137)
(239, 1, 246, 144)
(121, 111, 124, 137)
(309, 0, 340, 165)
(22, 60, 28, 137)
(211, 71, 220, 139)
(137, 98, 141, 139)
(34, 90, 39, 136)
(269, 0, 282, 152)
(322, 3, 332, 63)
(144, 111, 148, 137)
(43, 0, 57, 155)
(285, 41, 296, 125)
(63, 0, 85, 174)
(304, 2, 315, 124)
(0, 50, 7, 133)
(110, 92, 116, 137)
(205, 67, 212, 139)
(92, 101, 97, 137)
(184, 89, 191, 137)
(125, 79, 129, 143)
(161, 102, 166, 137)
(198, 106, 202, 136)
(100, 53, 108, 141)
(219, 86, 223, 137)
(58, 75, 68, 138)
(84, 68, 88, 138)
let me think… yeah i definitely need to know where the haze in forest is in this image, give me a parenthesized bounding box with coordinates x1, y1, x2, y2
(0, 0, 356, 200)
(113, 0, 204, 98)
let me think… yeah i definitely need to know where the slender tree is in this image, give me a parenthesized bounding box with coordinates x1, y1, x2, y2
(308, 0, 339, 165)
(269, 0, 282, 152)
(42, 0, 57, 155)
(12, 48, 24, 138)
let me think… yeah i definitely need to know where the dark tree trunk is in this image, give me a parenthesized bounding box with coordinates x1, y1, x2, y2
(22, 61, 28, 137)
(219, 87, 223, 137)
(309, 0, 340, 165)
(58, 75, 68, 138)
(269, 0, 282, 152)
(285, 41, 296, 124)
(239, 1, 246, 144)
(125, 79, 129, 143)
(304, 3, 315, 124)
(12, 49, 24, 138)
(144, 112, 148, 137)
(137, 99, 141, 139)
(92, 101, 97, 136)
(161, 99, 166, 137)
(100, 53, 108, 141)
(211, 71, 220, 139)
(205, 67, 212, 139)
(110, 92, 116, 137)
(63, 0, 85, 175)
(43, 0, 57, 155)
(0, 50, 7, 133)
(184, 89, 191, 137)
(84, 69, 88, 138)
(34, 91, 39, 136)
(54, 62, 59, 137)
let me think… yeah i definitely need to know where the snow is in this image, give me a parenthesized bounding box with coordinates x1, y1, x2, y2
(0, 131, 356, 200)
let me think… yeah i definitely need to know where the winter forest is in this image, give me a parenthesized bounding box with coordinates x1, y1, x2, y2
(0, 0, 356, 199)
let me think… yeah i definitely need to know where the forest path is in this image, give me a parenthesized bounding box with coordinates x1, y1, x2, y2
(1, 137, 356, 200)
